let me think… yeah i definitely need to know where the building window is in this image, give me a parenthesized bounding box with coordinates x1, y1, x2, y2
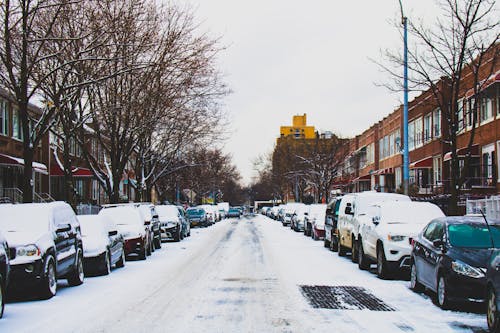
(408, 120, 415, 151)
(433, 156, 442, 185)
(395, 167, 402, 190)
(466, 98, 476, 128)
(424, 114, 432, 143)
(457, 99, 465, 133)
(480, 96, 493, 123)
(0, 99, 8, 136)
(389, 132, 395, 156)
(433, 109, 441, 138)
(12, 108, 23, 140)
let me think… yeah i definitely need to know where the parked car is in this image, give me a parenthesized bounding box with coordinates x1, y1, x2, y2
(357, 201, 444, 278)
(304, 204, 327, 240)
(0, 202, 84, 299)
(486, 250, 500, 333)
(78, 215, 126, 275)
(186, 207, 209, 227)
(337, 191, 410, 262)
(324, 196, 342, 251)
(410, 216, 499, 309)
(156, 205, 183, 242)
(0, 230, 10, 318)
(291, 204, 308, 232)
(200, 205, 216, 224)
(227, 207, 241, 218)
(99, 206, 148, 260)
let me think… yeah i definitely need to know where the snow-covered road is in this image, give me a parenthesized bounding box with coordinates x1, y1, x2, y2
(1, 215, 488, 332)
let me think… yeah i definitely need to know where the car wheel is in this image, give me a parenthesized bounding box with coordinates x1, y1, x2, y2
(437, 274, 450, 309)
(376, 246, 390, 279)
(146, 238, 152, 256)
(154, 236, 162, 249)
(358, 240, 370, 270)
(100, 251, 111, 276)
(487, 287, 500, 332)
(116, 248, 126, 268)
(338, 239, 346, 257)
(324, 237, 330, 248)
(0, 275, 4, 318)
(409, 261, 424, 292)
(351, 238, 358, 263)
(139, 245, 147, 260)
(39, 255, 57, 299)
(331, 232, 338, 252)
(67, 251, 85, 286)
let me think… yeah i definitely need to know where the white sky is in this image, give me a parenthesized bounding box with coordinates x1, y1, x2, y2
(179, 0, 440, 185)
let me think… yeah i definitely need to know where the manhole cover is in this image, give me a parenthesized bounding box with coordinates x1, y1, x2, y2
(300, 285, 396, 311)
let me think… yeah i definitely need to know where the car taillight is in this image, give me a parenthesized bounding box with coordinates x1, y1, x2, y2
(410, 238, 414, 247)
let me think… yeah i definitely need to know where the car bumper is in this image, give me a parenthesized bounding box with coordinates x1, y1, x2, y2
(83, 252, 106, 271)
(313, 227, 325, 239)
(384, 241, 412, 265)
(161, 225, 179, 240)
(124, 237, 145, 256)
(9, 259, 45, 287)
(445, 272, 487, 302)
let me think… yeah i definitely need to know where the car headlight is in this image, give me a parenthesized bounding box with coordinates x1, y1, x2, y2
(16, 244, 41, 257)
(451, 260, 485, 278)
(387, 235, 405, 242)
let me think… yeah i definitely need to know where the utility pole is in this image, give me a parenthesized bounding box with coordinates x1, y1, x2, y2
(399, 0, 409, 196)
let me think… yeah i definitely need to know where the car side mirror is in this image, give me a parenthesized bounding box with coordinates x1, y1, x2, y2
(153, 214, 159, 219)
(108, 230, 118, 236)
(56, 224, 71, 233)
(144, 221, 151, 226)
(372, 216, 380, 225)
(433, 239, 445, 249)
(345, 207, 353, 215)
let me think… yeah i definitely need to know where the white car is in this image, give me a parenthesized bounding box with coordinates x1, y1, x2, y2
(357, 201, 445, 278)
(156, 205, 183, 242)
(306, 204, 327, 240)
(337, 191, 411, 262)
(291, 204, 308, 232)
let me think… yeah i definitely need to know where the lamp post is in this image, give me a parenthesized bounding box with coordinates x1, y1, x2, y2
(399, 0, 409, 196)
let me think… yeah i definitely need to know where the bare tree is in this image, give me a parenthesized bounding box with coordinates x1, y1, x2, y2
(380, 0, 499, 214)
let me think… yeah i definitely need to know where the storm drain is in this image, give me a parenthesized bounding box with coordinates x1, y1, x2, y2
(299, 285, 396, 311)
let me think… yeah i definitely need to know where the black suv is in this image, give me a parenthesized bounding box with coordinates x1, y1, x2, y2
(0, 202, 84, 299)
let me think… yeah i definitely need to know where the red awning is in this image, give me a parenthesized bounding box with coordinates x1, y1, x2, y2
(443, 144, 480, 162)
(353, 174, 371, 182)
(50, 164, 93, 177)
(0, 153, 48, 174)
(410, 157, 433, 169)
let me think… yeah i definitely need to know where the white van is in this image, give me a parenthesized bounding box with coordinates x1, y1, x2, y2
(337, 191, 410, 262)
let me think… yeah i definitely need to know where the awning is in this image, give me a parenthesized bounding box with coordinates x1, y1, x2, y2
(0, 153, 48, 174)
(443, 144, 480, 162)
(50, 164, 93, 177)
(410, 157, 433, 169)
(353, 174, 371, 182)
(464, 70, 500, 99)
(376, 167, 394, 175)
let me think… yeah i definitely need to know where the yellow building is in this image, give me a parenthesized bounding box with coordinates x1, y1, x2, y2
(279, 114, 316, 140)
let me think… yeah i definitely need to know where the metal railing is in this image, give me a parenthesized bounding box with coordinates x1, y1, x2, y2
(1, 188, 23, 203)
(466, 196, 500, 220)
(76, 203, 101, 215)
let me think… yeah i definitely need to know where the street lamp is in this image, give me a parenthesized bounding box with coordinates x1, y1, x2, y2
(399, 0, 409, 196)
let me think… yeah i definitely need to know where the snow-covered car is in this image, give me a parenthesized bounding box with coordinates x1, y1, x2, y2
(289, 203, 307, 231)
(0, 202, 84, 299)
(227, 207, 241, 218)
(78, 215, 126, 276)
(357, 201, 444, 278)
(337, 191, 410, 262)
(306, 204, 327, 240)
(156, 205, 183, 242)
(0, 230, 9, 318)
(200, 205, 216, 224)
(324, 196, 343, 251)
(99, 206, 148, 260)
(176, 205, 190, 238)
(186, 207, 209, 227)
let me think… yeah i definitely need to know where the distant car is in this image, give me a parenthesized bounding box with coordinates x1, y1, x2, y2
(291, 204, 308, 232)
(0, 202, 84, 299)
(186, 208, 209, 227)
(78, 215, 126, 275)
(324, 197, 342, 251)
(227, 207, 241, 218)
(357, 201, 444, 278)
(486, 250, 500, 332)
(99, 206, 148, 260)
(176, 206, 190, 238)
(156, 205, 183, 242)
(410, 216, 499, 309)
(306, 204, 327, 240)
(0, 230, 10, 318)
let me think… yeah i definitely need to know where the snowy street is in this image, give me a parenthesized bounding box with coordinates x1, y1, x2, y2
(0, 214, 489, 333)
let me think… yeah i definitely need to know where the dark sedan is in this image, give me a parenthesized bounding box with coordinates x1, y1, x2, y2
(410, 216, 500, 309)
(186, 208, 209, 227)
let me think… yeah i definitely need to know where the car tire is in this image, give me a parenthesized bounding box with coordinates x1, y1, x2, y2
(154, 236, 162, 249)
(146, 237, 152, 256)
(324, 237, 330, 248)
(437, 274, 451, 309)
(331, 232, 338, 252)
(174, 228, 181, 242)
(409, 261, 424, 292)
(0, 274, 4, 318)
(487, 287, 500, 332)
(139, 245, 147, 260)
(39, 255, 57, 299)
(376, 246, 390, 279)
(338, 239, 347, 257)
(67, 251, 85, 286)
(358, 240, 370, 270)
(116, 248, 126, 268)
(351, 238, 358, 263)
(100, 251, 111, 276)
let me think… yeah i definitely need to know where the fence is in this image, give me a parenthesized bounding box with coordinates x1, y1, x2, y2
(466, 196, 500, 220)
(76, 204, 101, 215)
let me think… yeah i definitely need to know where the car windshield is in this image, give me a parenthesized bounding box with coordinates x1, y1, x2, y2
(448, 223, 500, 248)
(187, 209, 204, 216)
(80, 220, 104, 238)
(156, 206, 179, 220)
(0, 205, 49, 233)
(100, 208, 141, 226)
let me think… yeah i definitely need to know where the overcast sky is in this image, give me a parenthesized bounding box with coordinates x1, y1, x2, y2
(179, 0, 441, 185)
